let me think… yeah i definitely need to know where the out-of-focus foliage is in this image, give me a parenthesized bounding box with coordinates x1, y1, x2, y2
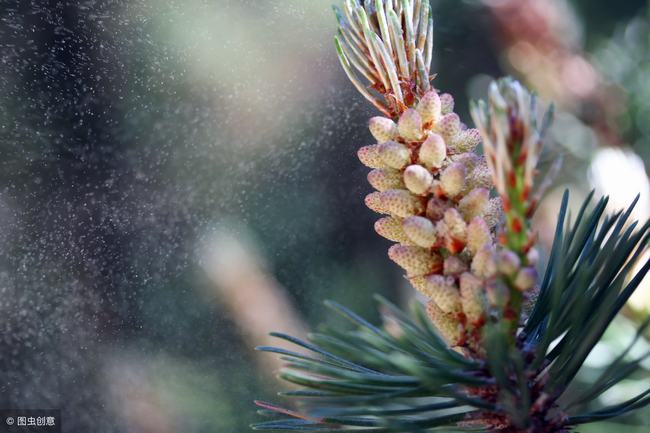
(592, 7, 650, 163)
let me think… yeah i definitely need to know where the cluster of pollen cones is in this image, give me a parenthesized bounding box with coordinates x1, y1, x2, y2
(334, 0, 542, 354)
(359, 89, 504, 350)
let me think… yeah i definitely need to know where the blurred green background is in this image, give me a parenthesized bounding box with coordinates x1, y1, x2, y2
(0, 1, 648, 432)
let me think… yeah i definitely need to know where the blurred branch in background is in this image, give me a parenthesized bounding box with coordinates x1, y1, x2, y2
(592, 7, 650, 163)
(199, 225, 308, 375)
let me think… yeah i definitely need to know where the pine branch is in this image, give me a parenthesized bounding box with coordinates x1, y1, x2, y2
(253, 1, 650, 432)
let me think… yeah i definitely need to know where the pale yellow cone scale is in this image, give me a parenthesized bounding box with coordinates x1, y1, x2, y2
(402, 215, 437, 248)
(403, 164, 433, 195)
(369, 116, 399, 142)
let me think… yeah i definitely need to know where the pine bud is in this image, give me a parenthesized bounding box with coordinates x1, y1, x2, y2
(459, 188, 490, 221)
(418, 133, 447, 169)
(497, 249, 521, 277)
(388, 244, 442, 276)
(437, 113, 461, 139)
(402, 215, 437, 248)
(440, 93, 454, 114)
(378, 141, 411, 169)
(424, 275, 462, 313)
(426, 197, 448, 221)
(426, 300, 463, 345)
(440, 162, 467, 198)
(449, 128, 481, 152)
(417, 91, 442, 124)
(379, 189, 424, 217)
(367, 168, 404, 191)
(403, 164, 433, 195)
(471, 244, 498, 279)
(459, 272, 485, 326)
(365, 192, 388, 214)
(369, 116, 399, 142)
(444, 256, 468, 275)
(374, 217, 410, 243)
(467, 217, 492, 255)
(358, 144, 385, 169)
(514, 267, 537, 291)
(398, 108, 424, 141)
(443, 208, 467, 242)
